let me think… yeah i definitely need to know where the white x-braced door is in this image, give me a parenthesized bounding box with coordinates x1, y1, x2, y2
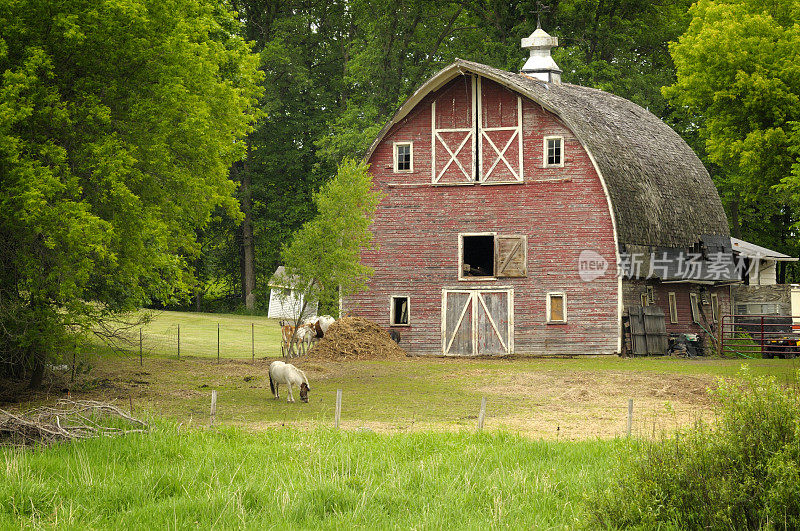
(431, 76, 476, 183)
(442, 289, 513, 355)
(479, 77, 523, 183)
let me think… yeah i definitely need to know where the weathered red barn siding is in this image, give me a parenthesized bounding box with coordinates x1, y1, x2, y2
(623, 279, 731, 337)
(343, 75, 620, 355)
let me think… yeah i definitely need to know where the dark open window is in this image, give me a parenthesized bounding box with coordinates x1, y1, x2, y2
(461, 235, 495, 277)
(460, 234, 527, 278)
(391, 296, 409, 325)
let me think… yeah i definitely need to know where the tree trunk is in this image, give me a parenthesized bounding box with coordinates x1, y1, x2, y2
(28, 354, 44, 389)
(238, 142, 256, 310)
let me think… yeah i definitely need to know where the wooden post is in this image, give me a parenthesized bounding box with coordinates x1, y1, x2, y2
(251, 323, 255, 363)
(139, 329, 143, 367)
(177, 323, 180, 359)
(477, 396, 487, 431)
(210, 390, 217, 426)
(627, 398, 634, 437)
(217, 323, 220, 364)
(334, 389, 342, 429)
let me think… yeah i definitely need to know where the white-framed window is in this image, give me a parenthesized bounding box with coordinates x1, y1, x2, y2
(390, 295, 410, 326)
(710, 293, 719, 322)
(736, 302, 779, 315)
(393, 141, 413, 173)
(543, 136, 564, 167)
(459, 233, 527, 280)
(690, 293, 700, 324)
(668, 292, 678, 324)
(547, 292, 567, 324)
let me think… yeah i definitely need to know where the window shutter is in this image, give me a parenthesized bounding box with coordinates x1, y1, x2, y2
(495, 235, 527, 277)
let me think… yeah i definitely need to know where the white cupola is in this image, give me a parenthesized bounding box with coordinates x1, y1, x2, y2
(520, 24, 562, 83)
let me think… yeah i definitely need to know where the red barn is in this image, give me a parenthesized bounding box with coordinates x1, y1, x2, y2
(342, 28, 735, 356)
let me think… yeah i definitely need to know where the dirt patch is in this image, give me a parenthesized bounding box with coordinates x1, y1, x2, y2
(308, 317, 407, 361)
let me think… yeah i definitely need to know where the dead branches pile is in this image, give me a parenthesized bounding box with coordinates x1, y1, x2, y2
(0, 399, 147, 446)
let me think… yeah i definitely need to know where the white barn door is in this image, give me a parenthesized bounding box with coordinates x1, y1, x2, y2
(442, 289, 513, 355)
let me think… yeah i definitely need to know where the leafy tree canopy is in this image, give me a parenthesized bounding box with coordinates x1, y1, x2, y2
(277, 159, 383, 328)
(0, 0, 262, 384)
(664, 0, 800, 267)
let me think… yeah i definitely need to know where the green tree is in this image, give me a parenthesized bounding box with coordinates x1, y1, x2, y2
(277, 159, 382, 352)
(664, 0, 800, 279)
(0, 0, 262, 387)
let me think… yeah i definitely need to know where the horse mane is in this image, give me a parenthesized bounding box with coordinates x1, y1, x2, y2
(294, 367, 309, 386)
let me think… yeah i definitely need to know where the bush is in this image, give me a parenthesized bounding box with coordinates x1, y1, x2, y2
(593, 367, 800, 530)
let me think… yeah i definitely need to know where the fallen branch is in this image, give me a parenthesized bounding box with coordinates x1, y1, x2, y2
(0, 399, 148, 446)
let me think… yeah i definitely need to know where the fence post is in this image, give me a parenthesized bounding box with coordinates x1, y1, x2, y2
(217, 323, 220, 364)
(627, 398, 634, 437)
(334, 389, 342, 429)
(477, 396, 487, 431)
(251, 323, 255, 363)
(139, 328, 143, 367)
(210, 390, 217, 426)
(177, 323, 180, 359)
(760, 315, 765, 357)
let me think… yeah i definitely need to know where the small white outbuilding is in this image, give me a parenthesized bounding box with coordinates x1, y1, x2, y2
(267, 266, 318, 320)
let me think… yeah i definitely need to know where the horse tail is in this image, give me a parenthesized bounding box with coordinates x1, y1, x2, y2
(269, 370, 275, 395)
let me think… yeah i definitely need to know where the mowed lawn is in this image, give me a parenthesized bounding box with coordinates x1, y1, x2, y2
(109, 310, 285, 359)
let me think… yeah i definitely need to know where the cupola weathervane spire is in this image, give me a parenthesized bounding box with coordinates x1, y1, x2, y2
(521, 1, 561, 84)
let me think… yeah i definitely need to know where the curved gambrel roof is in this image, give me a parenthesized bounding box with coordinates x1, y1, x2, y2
(366, 59, 730, 248)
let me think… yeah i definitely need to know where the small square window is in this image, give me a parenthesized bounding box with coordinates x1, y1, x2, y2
(390, 296, 409, 326)
(394, 142, 413, 172)
(547, 292, 566, 323)
(543, 136, 563, 167)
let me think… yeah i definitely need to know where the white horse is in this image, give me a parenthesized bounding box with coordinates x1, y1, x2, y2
(269, 361, 310, 403)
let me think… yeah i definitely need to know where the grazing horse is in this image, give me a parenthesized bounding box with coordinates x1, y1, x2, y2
(269, 360, 310, 403)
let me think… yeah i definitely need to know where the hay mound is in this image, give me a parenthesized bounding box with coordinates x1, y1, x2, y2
(309, 317, 407, 360)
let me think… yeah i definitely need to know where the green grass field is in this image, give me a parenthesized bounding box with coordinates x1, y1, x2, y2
(0, 424, 624, 529)
(4, 310, 799, 528)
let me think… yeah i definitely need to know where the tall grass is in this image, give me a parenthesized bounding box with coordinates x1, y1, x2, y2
(1, 426, 622, 528)
(593, 368, 800, 529)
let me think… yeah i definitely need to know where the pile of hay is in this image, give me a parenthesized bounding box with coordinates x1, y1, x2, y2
(308, 317, 407, 361)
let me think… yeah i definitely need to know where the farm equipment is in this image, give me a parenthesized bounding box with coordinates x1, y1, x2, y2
(762, 337, 800, 359)
(720, 314, 800, 359)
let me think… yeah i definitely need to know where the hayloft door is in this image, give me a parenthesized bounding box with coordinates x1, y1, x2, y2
(431, 76, 476, 183)
(443, 289, 513, 355)
(479, 78, 523, 183)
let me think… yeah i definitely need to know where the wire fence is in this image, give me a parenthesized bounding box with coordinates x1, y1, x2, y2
(105, 321, 284, 362)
